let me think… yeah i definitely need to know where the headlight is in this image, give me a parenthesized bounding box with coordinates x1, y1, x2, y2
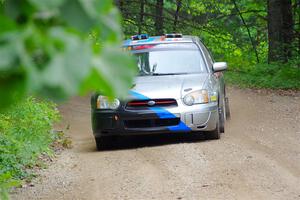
(183, 90, 217, 106)
(96, 95, 120, 110)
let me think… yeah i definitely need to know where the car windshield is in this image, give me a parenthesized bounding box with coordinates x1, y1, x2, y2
(133, 45, 207, 76)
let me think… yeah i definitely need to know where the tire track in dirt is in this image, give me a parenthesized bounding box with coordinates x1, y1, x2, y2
(12, 87, 300, 200)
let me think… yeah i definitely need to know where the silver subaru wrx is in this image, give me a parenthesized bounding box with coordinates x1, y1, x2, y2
(91, 34, 230, 150)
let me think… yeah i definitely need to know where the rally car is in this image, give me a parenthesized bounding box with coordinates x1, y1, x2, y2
(91, 34, 230, 150)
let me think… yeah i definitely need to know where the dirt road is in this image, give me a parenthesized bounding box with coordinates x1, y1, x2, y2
(12, 87, 300, 200)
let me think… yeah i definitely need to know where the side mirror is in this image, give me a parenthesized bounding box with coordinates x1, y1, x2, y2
(213, 62, 227, 72)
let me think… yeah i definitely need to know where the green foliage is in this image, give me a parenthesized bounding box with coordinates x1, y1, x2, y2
(0, 97, 60, 197)
(118, 0, 299, 90)
(0, 0, 137, 110)
(225, 62, 300, 89)
(0, 173, 19, 200)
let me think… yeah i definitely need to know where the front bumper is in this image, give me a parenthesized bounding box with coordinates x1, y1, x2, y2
(92, 101, 218, 137)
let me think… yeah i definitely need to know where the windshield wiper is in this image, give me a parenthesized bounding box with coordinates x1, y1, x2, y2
(152, 73, 189, 76)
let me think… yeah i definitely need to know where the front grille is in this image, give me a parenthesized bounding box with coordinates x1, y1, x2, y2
(126, 99, 177, 110)
(124, 118, 180, 128)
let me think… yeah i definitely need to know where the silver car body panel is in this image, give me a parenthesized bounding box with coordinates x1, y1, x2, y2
(128, 73, 220, 132)
(122, 36, 225, 132)
(92, 35, 226, 135)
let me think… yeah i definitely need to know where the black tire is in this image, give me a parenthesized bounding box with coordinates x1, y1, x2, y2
(95, 136, 113, 151)
(206, 122, 221, 140)
(225, 97, 231, 120)
(219, 97, 226, 133)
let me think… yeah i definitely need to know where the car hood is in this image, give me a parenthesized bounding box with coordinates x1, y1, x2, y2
(130, 73, 210, 100)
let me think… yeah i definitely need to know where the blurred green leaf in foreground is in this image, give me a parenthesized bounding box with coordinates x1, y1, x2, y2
(0, 0, 137, 109)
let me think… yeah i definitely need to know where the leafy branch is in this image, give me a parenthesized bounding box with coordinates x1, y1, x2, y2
(0, 0, 137, 110)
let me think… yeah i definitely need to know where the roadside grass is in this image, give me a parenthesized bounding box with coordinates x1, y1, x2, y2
(225, 62, 300, 90)
(0, 97, 62, 200)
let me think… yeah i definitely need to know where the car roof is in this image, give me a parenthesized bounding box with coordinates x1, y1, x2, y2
(123, 35, 197, 47)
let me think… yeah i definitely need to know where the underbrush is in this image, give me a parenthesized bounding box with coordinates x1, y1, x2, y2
(0, 97, 61, 199)
(225, 62, 300, 90)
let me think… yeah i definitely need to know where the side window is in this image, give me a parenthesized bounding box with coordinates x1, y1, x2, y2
(199, 43, 214, 70)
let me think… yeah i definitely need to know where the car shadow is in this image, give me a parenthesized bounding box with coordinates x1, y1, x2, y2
(98, 133, 207, 152)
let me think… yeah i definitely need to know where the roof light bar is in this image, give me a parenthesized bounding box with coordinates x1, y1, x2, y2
(131, 34, 149, 41)
(140, 34, 149, 39)
(165, 33, 183, 38)
(131, 35, 140, 40)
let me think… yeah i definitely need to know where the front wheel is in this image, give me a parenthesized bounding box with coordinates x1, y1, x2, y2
(219, 96, 227, 133)
(205, 122, 221, 140)
(225, 97, 231, 119)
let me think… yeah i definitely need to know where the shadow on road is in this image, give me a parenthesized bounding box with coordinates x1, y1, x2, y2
(94, 133, 207, 152)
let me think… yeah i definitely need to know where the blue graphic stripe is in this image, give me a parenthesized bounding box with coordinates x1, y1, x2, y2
(148, 107, 176, 119)
(169, 122, 191, 132)
(123, 37, 160, 47)
(123, 40, 131, 46)
(130, 91, 191, 132)
(134, 37, 156, 44)
(129, 91, 150, 100)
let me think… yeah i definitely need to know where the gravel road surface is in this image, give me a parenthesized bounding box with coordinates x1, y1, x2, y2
(12, 87, 300, 200)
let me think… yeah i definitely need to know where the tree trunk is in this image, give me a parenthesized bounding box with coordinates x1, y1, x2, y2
(155, 0, 164, 35)
(268, 0, 294, 63)
(138, 0, 145, 34)
(173, 0, 182, 32)
(295, 0, 300, 57)
(114, 0, 121, 10)
(281, 0, 294, 58)
(115, 0, 124, 16)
